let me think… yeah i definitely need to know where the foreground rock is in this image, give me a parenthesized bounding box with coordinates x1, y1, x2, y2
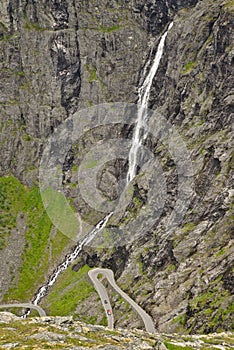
(0, 312, 233, 349)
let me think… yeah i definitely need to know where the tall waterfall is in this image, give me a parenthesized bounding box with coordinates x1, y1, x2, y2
(127, 22, 173, 183)
(27, 22, 173, 313)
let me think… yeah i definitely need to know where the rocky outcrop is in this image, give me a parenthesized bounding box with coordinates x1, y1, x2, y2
(134, 0, 199, 36)
(0, 0, 80, 183)
(0, 312, 233, 349)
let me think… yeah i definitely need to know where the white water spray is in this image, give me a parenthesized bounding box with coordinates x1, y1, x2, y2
(127, 22, 173, 183)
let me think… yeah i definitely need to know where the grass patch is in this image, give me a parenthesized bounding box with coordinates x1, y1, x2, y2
(223, 0, 234, 12)
(215, 246, 228, 257)
(4, 186, 52, 301)
(86, 64, 98, 83)
(87, 99, 94, 107)
(165, 342, 194, 350)
(99, 24, 121, 33)
(42, 265, 95, 316)
(41, 187, 79, 241)
(82, 159, 99, 169)
(50, 230, 71, 263)
(182, 222, 196, 233)
(182, 61, 197, 75)
(172, 314, 187, 326)
(24, 18, 46, 32)
(138, 260, 144, 274)
(167, 264, 176, 272)
(85, 64, 107, 93)
(72, 165, 78, 172)
(22, 133, 33, 142)
(0, 176, 26, 249)
(1, 175, 72, 303)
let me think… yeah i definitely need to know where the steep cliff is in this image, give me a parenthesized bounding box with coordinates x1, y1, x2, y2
(0, 0, 233, 334)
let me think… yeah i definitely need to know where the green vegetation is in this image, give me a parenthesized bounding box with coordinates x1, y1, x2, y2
(42, 265, 95, 316)
(99, 24, 121, 33)
(1, 175, 72, 302)
(22, 133, 33, 142)
(86, 64, 98, 83)
(0, 32, 19, 42)
(165, 343, 193, 350)
(41, 187, 79, 241)
(99, 315, 108, 326)
(167, 264, 176, 272)
(189, 285, 233, 332)
(97, 228, 115, 248)
(4, 186, 52, 301)
(182, 61, 197, 74)
(138, 260, 144, 274)
(215, 246, 228, 257)
(223, 0, 234, 12)
(182, 222, 196, 233)
(172, 314, 187, 326)
(0, 68, 26, 77)
(0, 99, 20, 106)
(84, 159, 98, 169)
(50, 230, 71, 263)
(201, 334, 234, 346)
(87, 99, 94, 107)
(24, 18, 46, 32)
(68, 182, 78, 189)
(0, 319, 120, 348)
(85, 64, 107, 93)
(0, 315, 233, 349)
(0, 22, 8, 31)
(16, 71, 26, 77)
(0, 176, 26, 249)
(72, 165, 78, 172)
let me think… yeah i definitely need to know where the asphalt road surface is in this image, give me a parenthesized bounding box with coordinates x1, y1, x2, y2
(0, 303, 46, 317)
(88, 268, 156, 333)
(88, 269, 114, 329)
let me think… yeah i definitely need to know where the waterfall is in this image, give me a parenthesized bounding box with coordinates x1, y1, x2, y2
(26, 22, 173, 314)
(22, 213, 113, 316)
(127, 22, 173, 183)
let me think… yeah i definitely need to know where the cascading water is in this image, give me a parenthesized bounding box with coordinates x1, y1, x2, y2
(26, 22, 173, 315)
(127, 22, 173, 183)
(33, 212, 113, 306)
(23, 212, 113, 317)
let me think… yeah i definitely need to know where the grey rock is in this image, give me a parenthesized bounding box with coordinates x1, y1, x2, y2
(0, 312, 20, 323)
(29, 331, 66, 342)
(1, 344, 19, 349)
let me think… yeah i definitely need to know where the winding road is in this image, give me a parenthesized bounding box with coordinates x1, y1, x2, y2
(0, 268, 155, 334)
(88, 268, 156, 333)
(0, 303, 46, 317)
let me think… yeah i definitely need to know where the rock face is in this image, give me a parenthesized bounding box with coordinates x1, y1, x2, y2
(0, 0, 233, 335)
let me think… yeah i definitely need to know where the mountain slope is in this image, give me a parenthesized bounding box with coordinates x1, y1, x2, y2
(0, 0, 233, 334)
